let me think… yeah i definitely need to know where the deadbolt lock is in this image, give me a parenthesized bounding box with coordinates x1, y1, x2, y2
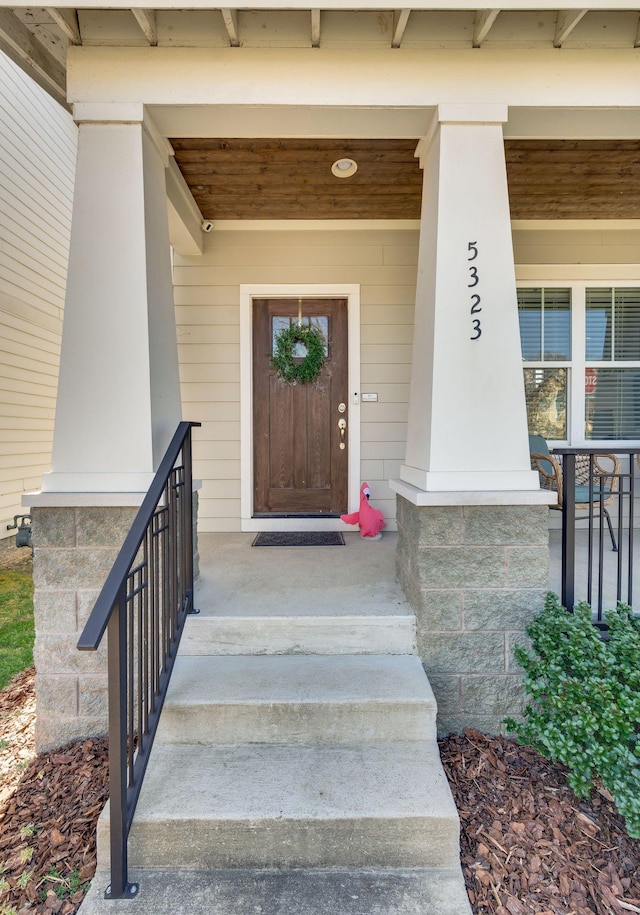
(338, 402, 346, 413)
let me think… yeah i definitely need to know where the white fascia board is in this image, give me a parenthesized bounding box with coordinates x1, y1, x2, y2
(9, 1, 640, 9)
(151, 103, 640, 142)
(512, 219, 640, 231)
(166, 156, 204, 254)
(149, 104, 434, 139)
(67, 47, 640, 110)
(505, 106, 640, 139)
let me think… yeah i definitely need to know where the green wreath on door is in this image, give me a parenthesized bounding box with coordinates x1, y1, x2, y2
(271, 324, 326, 384)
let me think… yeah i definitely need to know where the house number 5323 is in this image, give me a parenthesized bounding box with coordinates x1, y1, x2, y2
(467, 241, 481, 341)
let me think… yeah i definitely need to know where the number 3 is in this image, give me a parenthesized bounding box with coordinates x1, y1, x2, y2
(468, 266, 479, 287)
(470, 319, 482, 340)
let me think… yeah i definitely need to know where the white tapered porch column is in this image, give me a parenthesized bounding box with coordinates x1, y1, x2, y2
(28, 105, 185, 750)
(398, 103, 538, 494)
(42, 104, 182, 493)
(391, 104, 554, 736)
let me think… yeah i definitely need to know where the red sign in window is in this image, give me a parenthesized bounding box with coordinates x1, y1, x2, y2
(585, 368, 598, 394)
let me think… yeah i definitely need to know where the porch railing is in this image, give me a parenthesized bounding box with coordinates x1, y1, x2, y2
(77, 421, 200, 899)
(555, 448, 638, 625)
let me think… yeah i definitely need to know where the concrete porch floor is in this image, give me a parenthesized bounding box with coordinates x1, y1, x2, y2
(194, 527, 638, 618)
(194, 531, 409, 618)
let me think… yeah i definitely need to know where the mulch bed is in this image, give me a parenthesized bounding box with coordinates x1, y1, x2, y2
(440, 730, 640, 915)
(0, 669, 638, 914)
(0, 669, 108, 914)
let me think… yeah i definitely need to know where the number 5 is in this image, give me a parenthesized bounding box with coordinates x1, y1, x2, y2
(467, 241, 478, 261)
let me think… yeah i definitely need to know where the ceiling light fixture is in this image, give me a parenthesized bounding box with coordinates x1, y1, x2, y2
(331, 157, 358, 178)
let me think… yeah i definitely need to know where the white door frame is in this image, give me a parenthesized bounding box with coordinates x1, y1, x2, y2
(240, 284, 361, 531)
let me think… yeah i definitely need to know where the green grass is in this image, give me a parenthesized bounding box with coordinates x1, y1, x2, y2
(0, 562, 34, 691)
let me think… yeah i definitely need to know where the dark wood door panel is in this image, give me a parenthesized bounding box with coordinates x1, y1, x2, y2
(253, 297, 348, 515)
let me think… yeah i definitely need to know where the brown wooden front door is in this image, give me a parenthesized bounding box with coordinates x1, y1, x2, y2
(253, 297, 348, 515)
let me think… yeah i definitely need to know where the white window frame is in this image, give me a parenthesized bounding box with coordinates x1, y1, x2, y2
(517, 276, 640, 449)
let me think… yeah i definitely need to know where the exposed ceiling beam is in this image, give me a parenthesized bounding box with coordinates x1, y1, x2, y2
(131, 8, 157, 45)
(220, 8, 240, 47)
(311, 8, 320, 47)
(46, 7, 81, 45)
(392, 9, 411, 48)
(473, 9, 500, 48)
(0, 10, 66, 106)
(554, 9, 588, 47)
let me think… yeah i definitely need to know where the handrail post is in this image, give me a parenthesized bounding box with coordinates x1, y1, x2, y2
(561, 451, 576, 612)
(104, 587, 138, 900)
(184, 427, 195, 614)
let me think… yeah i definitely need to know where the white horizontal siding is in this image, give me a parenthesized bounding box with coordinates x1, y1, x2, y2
(0, 51, 77, 539)
(512, 227, 640, 265)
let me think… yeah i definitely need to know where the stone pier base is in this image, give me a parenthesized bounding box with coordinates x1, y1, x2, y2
(395, 496, 549, 736)
(30, 492, 199, 751)
(31, 505, 138, 751)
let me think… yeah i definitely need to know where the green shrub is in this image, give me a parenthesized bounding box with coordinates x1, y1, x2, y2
(505, 592, 640, 838)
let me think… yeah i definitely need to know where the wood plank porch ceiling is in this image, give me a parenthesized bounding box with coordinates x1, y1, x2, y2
(171, 138, 640, 220)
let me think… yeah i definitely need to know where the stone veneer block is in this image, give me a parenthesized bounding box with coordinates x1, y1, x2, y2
(34, 632, 108, 676)
(34, 675, 78, 715)
(463, 589, 546, 631)
(463, 505, 549, 545)
(507, 547, 550, 588)
(395, 495, 548, 736)
(426, 675, 461, 714)
(416, 547, 507, 590)
(33, 547, 120, 590)
(460, 675, 526, 716)
(419, 632, 506, 674)
(34, 590, 77, 632)
(79, 676, 109, 718)
(35, 716, 107, 752)
(75, 507, 138, 547)
(31, 507, 76, 548)
(410, 590, 463, 631)
(397, 499, 462, 547)
(31, 501, 199, 752)
(77, 590, 102, 629)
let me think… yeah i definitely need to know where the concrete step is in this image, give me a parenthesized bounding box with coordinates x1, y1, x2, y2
(180, 612, 416, 656)
(98, 742, 461, 871)
(155, 655, 436, 745)
(80, 866, 473, 915)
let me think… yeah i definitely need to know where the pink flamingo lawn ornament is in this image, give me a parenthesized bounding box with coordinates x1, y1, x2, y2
(340, 482, 386, 540)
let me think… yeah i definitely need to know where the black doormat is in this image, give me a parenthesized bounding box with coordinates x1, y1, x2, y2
(252, 532, 345, 547)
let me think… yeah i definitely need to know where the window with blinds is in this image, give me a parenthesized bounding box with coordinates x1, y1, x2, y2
(585, 287, 640, 440)
(518, 287, 571, 362)
(518, 288, 571, 440)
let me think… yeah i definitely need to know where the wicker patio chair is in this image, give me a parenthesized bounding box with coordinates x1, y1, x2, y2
(529, 434, 620, 551)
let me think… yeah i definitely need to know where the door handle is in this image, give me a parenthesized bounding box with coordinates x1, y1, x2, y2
(338, 417, 347, 450)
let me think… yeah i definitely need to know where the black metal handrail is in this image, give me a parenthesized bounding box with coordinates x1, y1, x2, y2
(78, 420, 200, 899)
(555, 447, 638, 624)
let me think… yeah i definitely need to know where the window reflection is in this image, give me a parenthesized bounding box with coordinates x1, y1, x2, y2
(272, 316, 329, 357)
